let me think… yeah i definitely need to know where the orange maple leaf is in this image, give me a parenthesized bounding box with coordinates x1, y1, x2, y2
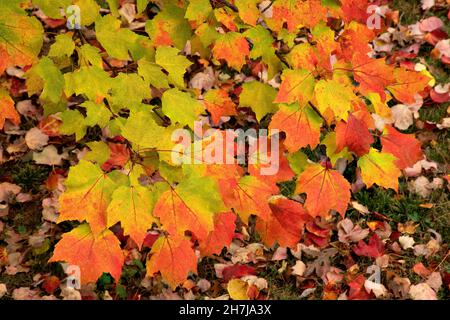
(199, 212, 236, 256)
(381, 125, 424, 169)
(50, 224, 124, 284)
(270, 103, 322, 153)
(256, 196, 311, 248)
(0, 89, 20, 129)
(296, 163, 351, 218)
(146, 235, 198, 289)
(212, 32, 250, 71)
(387, 68, 431, 104)
(335, 113, 374, 156)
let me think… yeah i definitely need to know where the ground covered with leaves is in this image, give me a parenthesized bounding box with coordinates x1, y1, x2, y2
(0, 0, 449, 300)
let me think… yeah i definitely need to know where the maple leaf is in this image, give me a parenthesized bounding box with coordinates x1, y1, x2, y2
(64, 66, 112, 103)
(322, 132, 353, 166)
(244, 25, 281, 78)
(33, 0, 72, 19)
(256, 196, 310, 248)
(110, 73, 151, 110)
(339, 21, 375, 62)
(387, 68, 431, 105)
(199, 212, 236, 256)
(357, 148, 401, 191)
(137, 59, 170, 89)
(0, 2, 43, 74)
(222, 175, 278, 223)
(214, 7, 239, 32)
(235, 0, 261, 26)
(0, 89, 20, 130)
(239, 81, 277, 121)
(310, 23, 341, 72)
(347, 274, 371, 300)
(222, 264, 256, 282)
(351, 52, 395, 99)
(107, 185, 157, 248)
(353, 233, 385, 258)
(145, 3, 192, 49)
(314, 79, 358, 122)
(155, 46, 192, 88)
(212, 32, 250, 71)
(272, 0, 328, 31)
(161, 88, 204, 126)
(146, 235, 197, 289)
(57, 160, 118, 235)
(335, 113, 373, 156)
(287, 43, 318, 72)
(121, 107, 166, 149)
(95, 14, 146, 61)
(295, 163, 351, 218)
(50, 224, 124, 284)
(248, 144, 295, 185)
(185, 0, 213, 24)
(274, 69, 315, 106)
(204, 89, 237, 125)
(48, 33, 75, 58)
(25, 57, 65, 104)
(381, 125, 424, 170)
(269, 103, 322, 153)
(153, 173, 226, 241)
(340, 0, 371, 24)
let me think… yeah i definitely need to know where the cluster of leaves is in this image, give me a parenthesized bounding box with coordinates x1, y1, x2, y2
(0, 0, 447, 296)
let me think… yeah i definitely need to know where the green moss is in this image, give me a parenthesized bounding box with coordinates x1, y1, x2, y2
(391, 0, 422, 25)
(12, 162, 51, 193)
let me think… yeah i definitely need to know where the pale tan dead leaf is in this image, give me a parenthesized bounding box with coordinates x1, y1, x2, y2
(292, 260, 306, 276)
(118, 3, 136, 24)
(426, 272, 442, 291)
(391, 104, 414, 130)
(33, 145, 68, 166)
(337, 218, 370, 244)
(409, 283, 437, 300)
(0, 283, 6, 298)
(25, 127, 49, 150)
(12, 287, 40, 300)
(399, 235, 415, 250)
(351, 201, 370, 214)
(61, 287, 82, 300)
(364, 280, 388, 298)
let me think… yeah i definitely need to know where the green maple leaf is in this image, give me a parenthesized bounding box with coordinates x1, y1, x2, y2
(161, 88, 204, 126)
(77, 44, 103, 68)
(32, 0, 71, 19)
(109, 73, 151, 110)
(82, 101, 111, 128)
(95, 15, 146, 61)
(244, 26, 282, 78)
(25, 57, 64, 104)
(64, 66, 112, 102)
(84, 141, 111, 165)
(155, 46, 192, 88)
(145, 3, 192, 50)
(121, 107, 166, 149)
(240, 81, 277, 121)
(185, 0, 213, 24)
(48, 34, 75, 58)
(138, 59, 170, 89)
(0, 1, 44, 74)
(74, 0, 100, 26)
(60, 109, 87, 141)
